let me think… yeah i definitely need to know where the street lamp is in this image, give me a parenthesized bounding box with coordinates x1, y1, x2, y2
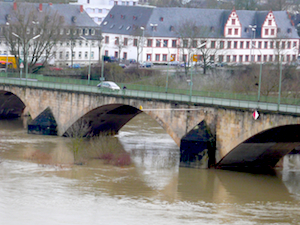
(80, 36, 91, 85)
(140, 26, 145, 63)
(150, 23, 157, 62)
(249, 25, 256, 62)
(5, 22, 10, 74)
(101, 46, 105, 82)
(12, 32, 40, 82)
(251, 44, 263, 102)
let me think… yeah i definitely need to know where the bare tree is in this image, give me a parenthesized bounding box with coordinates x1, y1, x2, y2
(3, 3, 63, 72)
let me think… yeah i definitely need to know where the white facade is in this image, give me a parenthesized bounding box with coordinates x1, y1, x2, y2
(72, 0, 138, 25)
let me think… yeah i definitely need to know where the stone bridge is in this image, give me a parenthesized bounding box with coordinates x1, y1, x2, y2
(1, 84, 300, 169)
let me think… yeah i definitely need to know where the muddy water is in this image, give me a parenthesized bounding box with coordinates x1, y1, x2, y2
(0, 114, 300, 225)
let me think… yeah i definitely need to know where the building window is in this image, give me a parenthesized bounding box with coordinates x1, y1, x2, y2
(59, 51, 63, 59)
(66, 52, 69, 59)
(78, 51, 82, 59)
(226, 55, 230, 62)
(257, 55, 261, 62)
(234, 28, 238, 35)
(183, 40, 188, 48)
(211, 41, 215, 48)
(133, 39, 138, 46)
(233, 55, 237, 62)
(228, 28, 232, 35)
(270, 41, 274, 49)
(240, 41, 244, 49)
(227, 41, 231, 49)
(245, 55, 249, 62)
(271, 29, 275, 35)
(239, 55, 243, 62)
(263, 55, 267, 62)
(282, 42, 285, 49)
(252, 41, 256, 48)
(114, 51, 118, 58)
(84, 51, 88, 59)
(147, 39, 152, 47)
(264, 41, 268, 49)
(269, 55, 273, 61)
(155, 54, 160, 61)
(192, 40, 197, 48)
(234, 41, 237, 49)
(163, 40, 168, 47)
(220, 41, 224, 49)
(105, 36, 109, 44)
(147, 54, 151, 61)
(294, 41, 297, 48)
(232, 19, 236, 25)
(258, 41, 262, 49)
(218, 55, 224, 62)
(162, 54, 167, 61)
(124, 38, 128, 46)
(123, 52, 127, 59)
(105, 50, 108, 56)
(210, 55, 214, 61)
(287, 41, 291, 49)
(265, 29, 269, 35)
(246, 41, 250, 49)
(183, 54, 187, 62)
(114, 1, 118, 4)
(172, 40, 177, 48)
(268, 19, 272, 25)
(156, 39, 161, 47)
(115, 37, 119, 45)
(91, 51, 94, 59)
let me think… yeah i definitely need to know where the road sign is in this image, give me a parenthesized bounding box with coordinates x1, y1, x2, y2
(253, 110, 259, 120)
(192, 55, 198, 62)
(20, 62, 24, 69)
(170, 55, 175, 61)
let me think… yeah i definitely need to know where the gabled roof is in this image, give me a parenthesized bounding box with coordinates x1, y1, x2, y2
(100, 5, 300, 39)
(0, 2, 98, 28)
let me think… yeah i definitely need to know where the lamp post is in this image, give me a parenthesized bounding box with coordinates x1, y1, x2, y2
(101, 47, 105, 82)
(80, 36, 91, 85)
(252, 44, 263, 102)
(140, 26, 145, 63)
(249, 25, 256, 62)
(12, 32, 40, 82)
(278, 55, 283, 111)
(5, 22, 10, 74)
(150, 23, 157, 62)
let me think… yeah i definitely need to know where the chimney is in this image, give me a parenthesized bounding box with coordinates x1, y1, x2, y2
(49, 2, 52, 6)
(39, 3, 43, 12)
(80, 5, 83, 13)
(13, 2, 17, 10)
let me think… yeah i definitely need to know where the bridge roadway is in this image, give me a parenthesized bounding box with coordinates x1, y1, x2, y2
(1, 77, 300, 170)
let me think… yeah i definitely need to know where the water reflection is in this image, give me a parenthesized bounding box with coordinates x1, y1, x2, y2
(1, 116, 300, 224)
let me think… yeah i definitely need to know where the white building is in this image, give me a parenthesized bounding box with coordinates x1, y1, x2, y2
(100, 5, 300, 65)
(0, 2, 101, 68)
(71, 0, 139, 25)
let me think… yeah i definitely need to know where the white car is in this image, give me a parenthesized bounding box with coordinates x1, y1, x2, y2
(97, 81, 120, 91)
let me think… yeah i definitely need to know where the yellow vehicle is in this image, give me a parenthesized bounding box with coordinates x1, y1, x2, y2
(0, 55, 18, 70)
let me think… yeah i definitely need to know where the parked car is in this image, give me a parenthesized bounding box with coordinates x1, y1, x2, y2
(140, 62, 153, 68)
(69, 64, 81, 68)
(119, 63, 127, 69)
(168, 61, 180, 66)
(128, 59, 137, 64)
(97, 81, 120, 92)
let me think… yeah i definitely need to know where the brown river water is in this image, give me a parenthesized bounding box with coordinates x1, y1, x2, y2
(0, 113, 300, 225)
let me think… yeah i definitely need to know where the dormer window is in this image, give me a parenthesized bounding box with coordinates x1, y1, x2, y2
(119, 25, 123, 29)
(245, 27, 249, 33)
(277, 28, 281, 33)
(160, 17, 163, 21)
(287, 28, 292, 33)
(110, 14, 114, 18)
(103, 21, 108, 25)
(170, 26, 174, 31)
(66, 29, 70, 35)
(91, 29, 95, 35)
(84, 28, 88, 35)
(110, 24, 114, 28)
(210, 26, 215, 32)
(133, 16, 137, 20)
(126, 26, 131, 30)
(78, 29, 83, 35)
(121, 15, 125, 19)
(232, 19, 235, 25)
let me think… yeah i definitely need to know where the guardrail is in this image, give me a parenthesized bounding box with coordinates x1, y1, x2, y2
(1, 73, 300, 115)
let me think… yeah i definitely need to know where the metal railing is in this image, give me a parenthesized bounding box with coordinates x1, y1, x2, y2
(1, 73, 300, 115)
